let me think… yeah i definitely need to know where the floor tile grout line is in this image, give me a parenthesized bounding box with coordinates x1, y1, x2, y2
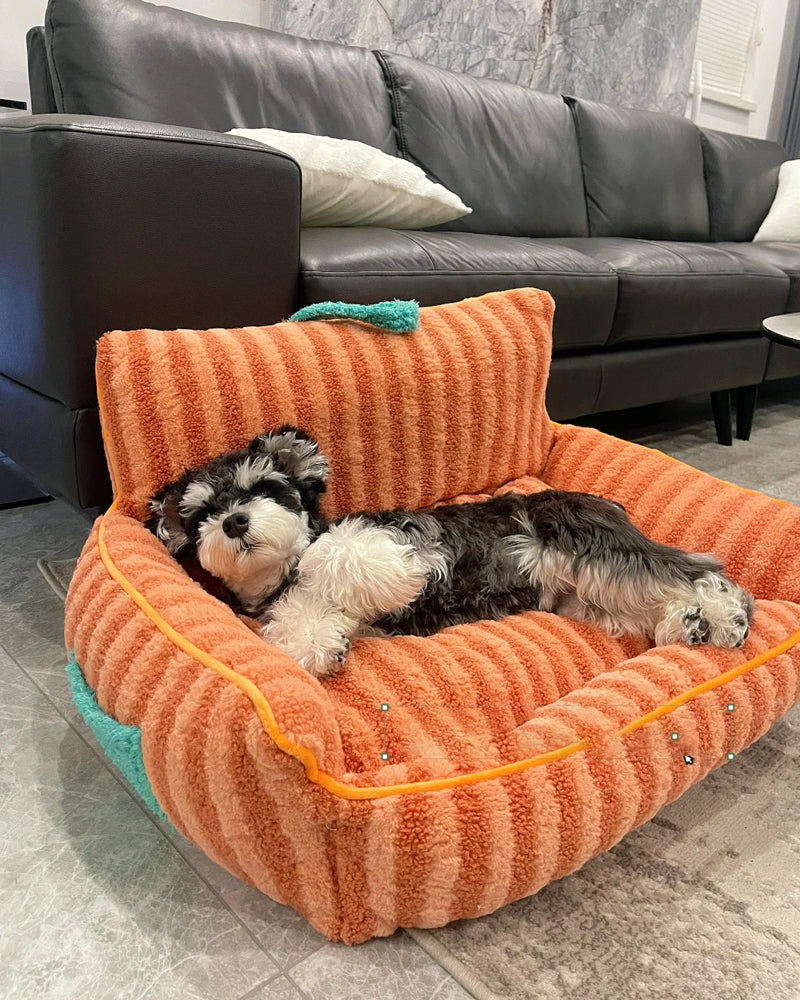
(236, 973, 288, 1000)
(279, 939, 330, 974)
(0, 635, 284, 974)
(283, 966, 326, 1000)
(156, 827, 285, 968)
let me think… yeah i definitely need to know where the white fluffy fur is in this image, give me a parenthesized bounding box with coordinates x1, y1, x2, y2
(198, 498, 310, 609)
(233, 456, 287, 492)
(262, 518, 428, 675)
(179, 479, 217, 514)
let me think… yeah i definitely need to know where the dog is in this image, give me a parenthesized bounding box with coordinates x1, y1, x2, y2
(147, 426, 755, 677)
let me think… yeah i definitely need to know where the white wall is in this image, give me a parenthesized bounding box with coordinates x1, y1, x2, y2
(151, 1, 268, 26)
(689, 0, 793, 138)
(0, 1, 47, 108)
(0, 0, 269, 110)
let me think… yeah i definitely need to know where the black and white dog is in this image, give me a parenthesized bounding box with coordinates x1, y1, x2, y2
(148, 427, 755, 677)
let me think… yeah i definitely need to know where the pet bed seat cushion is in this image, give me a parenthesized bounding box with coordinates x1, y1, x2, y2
(65, 288, 800, 943)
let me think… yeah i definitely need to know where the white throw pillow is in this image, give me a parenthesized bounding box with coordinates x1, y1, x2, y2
(753, 159, 800, 242)
(228, 127, 471, 228)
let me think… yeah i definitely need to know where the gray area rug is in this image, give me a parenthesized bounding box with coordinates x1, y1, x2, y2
(37, 557, 77, 604)
(38, 380, 800, 1000)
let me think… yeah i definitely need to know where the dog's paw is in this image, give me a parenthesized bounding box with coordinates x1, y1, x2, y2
(655, 574, 754, 649)
(693, 573, 753, 648)
(704, 606, 751, 648)
(681, 607, 711, 646)
(260, 609, 356, 678)
(297, 638, 350, 679)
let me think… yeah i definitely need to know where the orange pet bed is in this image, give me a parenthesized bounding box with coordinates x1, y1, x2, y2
(65, 288, 800, 944)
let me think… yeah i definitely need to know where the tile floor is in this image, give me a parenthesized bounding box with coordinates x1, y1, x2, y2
(2, 380, 799, 1000)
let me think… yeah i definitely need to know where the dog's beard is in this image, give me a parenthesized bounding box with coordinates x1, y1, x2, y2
(197, 497, 311, 610)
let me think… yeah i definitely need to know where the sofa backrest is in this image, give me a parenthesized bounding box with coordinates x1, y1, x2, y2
(376, 51, 589, 238)
(566, 96, 710, 241)
(26, 27, 58, 114)
(700, 128, 786, 241)
(43, 0, 397, 151)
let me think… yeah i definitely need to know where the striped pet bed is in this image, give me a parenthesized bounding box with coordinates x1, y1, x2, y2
(65, 288, 800, 943)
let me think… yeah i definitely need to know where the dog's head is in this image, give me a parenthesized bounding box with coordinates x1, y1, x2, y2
(147, 426, 328, 609)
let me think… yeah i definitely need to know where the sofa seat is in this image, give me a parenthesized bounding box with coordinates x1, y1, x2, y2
(721, 242, 800, 381)
(301, 228, 618, 351)
(716, 242, 800, 312)
(552, 237, 789, 345)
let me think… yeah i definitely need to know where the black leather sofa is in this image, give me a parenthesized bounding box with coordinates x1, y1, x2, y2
(2, 0, 799, 510)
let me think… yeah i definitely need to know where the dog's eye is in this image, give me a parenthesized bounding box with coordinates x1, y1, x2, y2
(249, 479, 302, 513)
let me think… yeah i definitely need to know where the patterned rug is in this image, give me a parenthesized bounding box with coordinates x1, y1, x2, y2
(39, 380, 800, 1000)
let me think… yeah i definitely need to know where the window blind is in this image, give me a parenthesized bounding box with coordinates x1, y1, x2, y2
(693, 0, 762, 99)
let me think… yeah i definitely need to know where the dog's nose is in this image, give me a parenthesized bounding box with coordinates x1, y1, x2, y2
(222, 512, 249, 538)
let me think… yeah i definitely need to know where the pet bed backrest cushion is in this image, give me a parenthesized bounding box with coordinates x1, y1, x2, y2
(376, 51, 588, 238)
(699, 128, 787, 242)
(566, 96, 710, 240)
(96, 288, 555, 522)
(44, 0, 397, 151)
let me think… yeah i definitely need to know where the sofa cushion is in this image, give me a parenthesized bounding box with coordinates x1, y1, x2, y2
(717, 242, 800, 312)
(566, 97, 709, 240)
(300, 228, 617, 350)
(553, 238, 788, 344)
(45, 0, 397, 150)
(700, 129, 786, 242)
(376, 51, 588, 238)
(26, 27, 58, 114)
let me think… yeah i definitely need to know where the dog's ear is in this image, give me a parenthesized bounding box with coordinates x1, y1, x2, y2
(249, 426, 329, 499)
(147, 484, 192, 555)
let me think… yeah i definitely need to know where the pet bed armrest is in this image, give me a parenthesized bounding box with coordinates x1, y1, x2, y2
(543, 423, 800, 603)
(0, 114, 301, 411)
(65, 511, 345, 778)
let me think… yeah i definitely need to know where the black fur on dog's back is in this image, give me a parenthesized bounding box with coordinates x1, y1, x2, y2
(356, 490, 722, 637)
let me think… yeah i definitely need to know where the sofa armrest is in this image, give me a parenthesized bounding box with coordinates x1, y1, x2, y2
(0, 114, 301, 410)
(543, 423, 800, 604)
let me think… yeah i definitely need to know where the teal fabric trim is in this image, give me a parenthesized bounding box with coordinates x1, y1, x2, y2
(66, 652, 175, 830)
(288, 299, 419, 333)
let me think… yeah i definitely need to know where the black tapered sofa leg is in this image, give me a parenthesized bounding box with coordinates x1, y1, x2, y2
(710, 389, 733, 446)
(736, 384, 759, 441)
